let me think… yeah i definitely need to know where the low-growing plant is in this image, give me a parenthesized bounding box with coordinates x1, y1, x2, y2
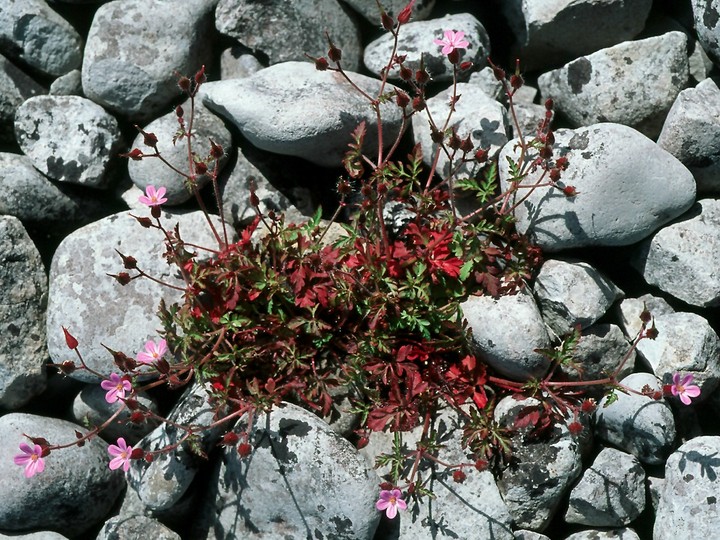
(14, 0, 699, 525)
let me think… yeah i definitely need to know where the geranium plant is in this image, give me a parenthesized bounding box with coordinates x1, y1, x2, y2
(13, 0, 697, 526)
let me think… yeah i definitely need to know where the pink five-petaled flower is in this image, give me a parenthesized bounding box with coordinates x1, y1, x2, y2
(138, 185, 168, 207)
(101, 373, 132, 404)
(108, 437, 134, 472)
(671, 373, 701, 405)
(433, 30, 470, 55)
(14, 443, 46, 478)
(375, 488, 407, 519)
(136, 338, 168, 365)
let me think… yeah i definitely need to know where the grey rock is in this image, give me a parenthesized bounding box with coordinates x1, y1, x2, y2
(127, 99, 232, 205)
(563, 324, 636, 386)
(0, 532, 68, 540)
(72, 384, 160, 445)
(495, 396, 583, 530)
(514, 532, 550, 540)
(14, 95, 123, 188)
(538, 32, 689, 138)
(48, 69, 82, 96)
(363, 13, 490, 82)
(411, 82, 508, 179)
(533, 258, 623, 337)
(468, 67, 504, 100)
(500, 0, 652, 70)
(46, 210, 228, 383)
(654, 436, 720, 539)
(0, 152, 87, 228)
(634, 311, 720, 402)
(512, 102, 548, 139)
(343, 0, 435, 24)
(127, 382, 223, 512)
(564, 529, 641, 540)
(192, 402, 381, 540)
(565, 447, 646, 526)
(0, 54, 45, 144)
(616, 294, 674, 340)
(631, 199, 720, 307)
(0, 413, 124, 537)
(0, 0, 82, 77)
(96, 515, 180, 540)
(692, 0, 720, 66)
(219, 46, 263, 80)
(657, 78, 720, 194)
(215, 0, 361, 71)
(462, 290, 552, 381)
(200, 61, 406, 167)
(498, 123, 696, 252)
(595, 373, 676, 464)
(0, 216, 47, 409)
(82, 0, 216, 121)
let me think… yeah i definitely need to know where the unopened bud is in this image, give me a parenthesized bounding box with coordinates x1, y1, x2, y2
(122, 148, 144, 161)
(562, 185, 577, 197)
(195, 161, 208, 175)
(194, 65, 206, 86)
(110, 272, 132, 285)
(412, 95, 426, 112)
(459, 61, 473, 71)
(395, 90, 410, 109)
(210, 140, 224, 160)
(415, 69, 430, 85)
(397, 0, 415, 25)
(510, 74, 524, 90)
(326, 35, 342, 63)
(545, 98, 554, 111)
(314, 56, 329, 71)
(62, 327, 79, 350)
(177, 76, 191, 93)
(237, 442, 252, 457)
(381, 11, 394, 31)
(452, 469, 467, 483)
(447, 49, 460, 65)
(399, 65, 412, 81)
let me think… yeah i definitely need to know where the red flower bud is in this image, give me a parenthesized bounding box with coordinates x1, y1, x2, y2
(580, 399, 596, 413)
(122, 148, 144, 161)
(109, 272, 132, 285)
(555, 156, 569, 170)
(395, 90, 410, 109)
(475, 148, 488, 162)
(134, 216, 153, 228)
(562, 185, 578, 197)
(221, 432, 240, 446)
(645, 325, 659, 340)
(475, 459, 488, 472)
(639, 305, 652, 324)
(379, 481, 393, 491)
(313, 56, 329, 71)
(568, 421, 584, 435)
(194, 65, 206, 86)
(62, 327, 79, 350)
(415, 69, 430, 85)
(58, 360, 76, 374)
(151, 205, 162, 219)
(210, 140, 224, 160)
(447, 49, 460, 65)
(327, 37, 342, 63)
(459, 135, 474, 154)
(399, 65, 412, 81)
(249, 191, 260, 208)
(412, 96, 426, 112)
(177, 76, 191, 93)
(510, 74, 524, 90)
(195, 161, 208, 175)
(129, 411, 145, 424)
(144, 453, 154, 463)
(337, 179, 352, 195)
(459, 61, 473, 71)
(175, 105, 184, 118)
(452, 469, 467, 483)
(381, 11, 394, 31)
(115, 250, 137, 270)
(356, 436, 369, 449)
(237, 442, 252, 457)
(397, 0, 415, 25)
(545, 98, 554, 111)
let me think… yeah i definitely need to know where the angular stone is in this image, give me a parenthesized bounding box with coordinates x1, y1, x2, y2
(658, 78, 720, 194)
(0, 217, 47, 409)
(0, 0, 82, 77)
(595, 373, 676, 465)
(0, 54, 44, 144)
(219, 47, 262, 80)
(563, 324, 636, 385)
(538, 32, 689, 138)
(565, 447, 646, 526)
(631, 199, 720, 307)
(533, 258, 623, 337)
(97, 515, 180, 540)
(363, 13, 490, 82)
(500, 0, 652, 70)
(343, 0, 435, 24)
(215, 0, 361, 71)
(692, 0, 720, 66)
(654, 436, 720, 539)
(82, 0, 216, 121)
(462, 290, 551, 381)
(616, 294, 674, 341)
(565, 529, 641, 540)
(200, 62, 406, 167)
(0, 413, 124, 537)
(14, 95, 124, 188)
(499, 123, 696, 252)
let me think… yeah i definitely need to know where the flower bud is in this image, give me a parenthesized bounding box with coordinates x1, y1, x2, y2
(327, 37, 342, 63)
(134, 216, 153, 228)
(221, 432, 240, 446)
(412, 95, 425, 112)
(430, 126, 444, 144)
(314, 56, 329, 71)
(122, 148, 144, 161)
(175, 105, 184, 118)
(210, 140, 224, 160)
(447, 49, 460, 65)
(415, 69, 430, 85)
(377, 182, 388, 196)
(459, 135, 474, 154)
(115, 250, 137, 270)
(555, 156, 569, 170)
(452, 469, 467, 483)
(545, 98, 554, 111)
(399, 65, 412, 81)
(562, 185, 577, 197)
(510, 74, 524, 90)
(62, 327, 79, 350)
(475, 148, 488, 163)
(381, 11, 394, 31)
(395, 90, 410, 109)
(568, 421, 584, 435)
(237, 442, 252, 457)
(129, 411, 145, 424)
(249, 191, 260, 208)
(194, 65, 206, 86)
(639, 304, 652, 324)
(130, 448, 145, 460)
(459, 61, 474, 71)
(337, 179, 352, 195)
(151, 205, 162, 219)
(195, 161, 208, 175)
(397, 0, 415, 25)
(356, 436, 369, 449)
(58, 360, 76, 374)
(177, 76, 191, 93)
(110, 272, 132, 285)
(475, 459, 488, 471)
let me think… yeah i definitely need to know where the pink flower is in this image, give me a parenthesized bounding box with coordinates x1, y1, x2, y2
(108, 437, 134, 472)
(138, 185, 168, 207)
(14, 443, 45, 478)
(433, 30, 470, 55)
(376, 488, 407, 519)
(137, 338, 168, 365)
(101, 373, 132, 404)
(671, 373, 701, 405)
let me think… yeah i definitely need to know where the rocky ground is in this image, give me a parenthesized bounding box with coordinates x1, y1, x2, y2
(0, 0, 720, 539)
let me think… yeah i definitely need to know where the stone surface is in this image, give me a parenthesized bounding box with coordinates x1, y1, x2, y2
(82, 0, 216, 121)
(533, 258, 623, 337)
(200, 61, 406, 167)
(343, 0, 435, 24)
(0, 0, 83, 77)
(191, 402, 381, 539)
(692, 0, 720, 66)
(657, 78, 720, 193)
(128, 99, 232, 205)
(363, 13, 490, 82)
(631, 199, 720, 307)
(0, 413, 124, 537)
(634, 311, 720, 401)
(616, 294, 675, 340)
(565, 447, 646, 526)
(14, 95, 123, 188)
(0, 216, 47, 409)
(595, 373, 676, 465)
(563, 324, 636, 386)
(538, 32, 689, 138)
(0, 54, 45, 144)
(46, 210, 228, 383)
(411, 81, 508, 180)
(96, 515, 180, 540)
(654, 436, 720, 539)
(219, 46, 262, 80)
(499, 123, 697, 252)
(462, 290, 552, 381)
(500, 0, 652, 70)
(565, 529, 641, 540)
(215, 0, 361, 71)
